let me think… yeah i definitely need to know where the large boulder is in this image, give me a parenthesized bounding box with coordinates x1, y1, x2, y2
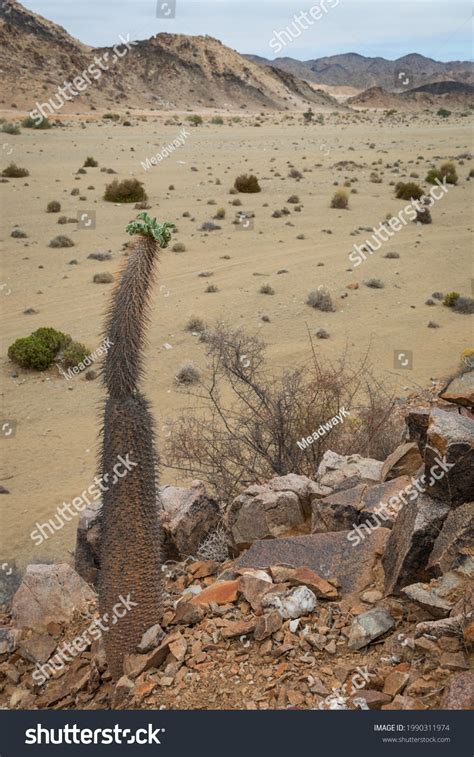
(427, 502, 474, 577)
(381, 443, 422, 481)
(439, 371, 474, 410)
(401, 568, 470, 619)
(74, 482, 221, 580)
(227, 475, 326, 551)
(235, 528, 389, 596)
(382, 493, 450, 595)
(12, 564, 95, 631)
(160, 480, 220, 559)
(424, 407, 474, 507)
(316, 451, 383, 489)
(311, 476, 411, 533)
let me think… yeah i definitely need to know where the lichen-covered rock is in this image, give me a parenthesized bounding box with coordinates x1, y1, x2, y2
(12, 564, 95, 631)
(382, 494, 450, 595)
(424, 407, 474, 507)
(427, 502, 474, 576)
(160, 480, 220, 559)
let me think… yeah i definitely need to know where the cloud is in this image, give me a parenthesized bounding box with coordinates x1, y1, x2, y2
(21, 0, 473, 60)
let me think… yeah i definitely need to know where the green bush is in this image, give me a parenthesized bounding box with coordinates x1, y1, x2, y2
(437, 108, 451, 118)
(2, 163, 29, 178)
(8, 337, 54, 371)
(47, 201, 61, 213)
(104, 178, 147, 203)
(63, 341, 91, 368)
(103, 112, 120, 121)
(32, 327, 70, 352)
(211, 117, 224, 125)
(426, 161, 458, 186)
(395, 182, 424, 200)
(22, 116, 52, 129)
(234, 174, 261, 193)
(186, 115, 203, 127)
(84, 156, 99, 167)
(443, 292, 460, 308)
(1, 122, 20, 135)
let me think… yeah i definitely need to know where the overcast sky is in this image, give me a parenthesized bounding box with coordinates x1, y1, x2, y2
(21, 0, 473, 61)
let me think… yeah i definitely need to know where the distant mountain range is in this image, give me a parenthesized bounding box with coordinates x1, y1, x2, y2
(0, 1, 472, 115)
(0, 1, 342, 113)
(245, 52, 474, 92)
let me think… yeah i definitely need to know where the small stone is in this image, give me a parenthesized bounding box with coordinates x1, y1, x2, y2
(171, 600, 205, 626)
(348, 608, 395, 650)
(383, 671, 410, 696)
(361, 590, 383, 604)
(137, 623, 164, 653)
(439, 652, 469, 671)
(254, 611, 282, 641)
(190, 580, 240, 606)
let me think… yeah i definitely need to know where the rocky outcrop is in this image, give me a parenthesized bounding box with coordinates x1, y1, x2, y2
(427, 502, 474, 576)
(380, 443, 422, 481)
(12, 564, 95, 631)
(235, 528, 389, 596)
(382, 493, 450, 595)
(311, 476, 411, 533)
(74, 481, 220, 584)
(160, 480, 220, 559)
(316, 451, 383, 489)
(439, 372, 474, 410)
(227, 474, 329, 551)
(424, 407, 474, 506)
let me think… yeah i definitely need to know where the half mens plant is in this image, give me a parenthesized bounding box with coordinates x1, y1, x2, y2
(98, 212, 175, 680)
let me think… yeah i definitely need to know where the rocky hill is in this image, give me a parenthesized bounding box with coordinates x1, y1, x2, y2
(0, 1, 341, 113)
(0, 373, 472, 711)
(347, 85, 474, 111)
(245, 52, 474, 93)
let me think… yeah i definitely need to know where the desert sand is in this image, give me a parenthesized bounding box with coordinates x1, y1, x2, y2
(1, 110, 472, 568)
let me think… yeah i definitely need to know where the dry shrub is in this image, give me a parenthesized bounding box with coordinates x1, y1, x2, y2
(165, 324, 402, 500)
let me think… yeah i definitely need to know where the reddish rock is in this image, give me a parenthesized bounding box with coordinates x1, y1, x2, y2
(286, 567, 338, 599)
(190, 580, 240, 606)
(18, 633, 57, 664)
(236, 529, 389, 596)
(238, 574, 275, 612)
(382, 694, 426, 710)
(350, 690, 392, 709)
(381, 443, 422, 482)
(383, 671, 409, 696)
(254, 611, 282, 641)
(439, 372, 474, 410)
(220, 618, 257, 639)
(440, 671, 474, 709)
(171, 600, 205, 626)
